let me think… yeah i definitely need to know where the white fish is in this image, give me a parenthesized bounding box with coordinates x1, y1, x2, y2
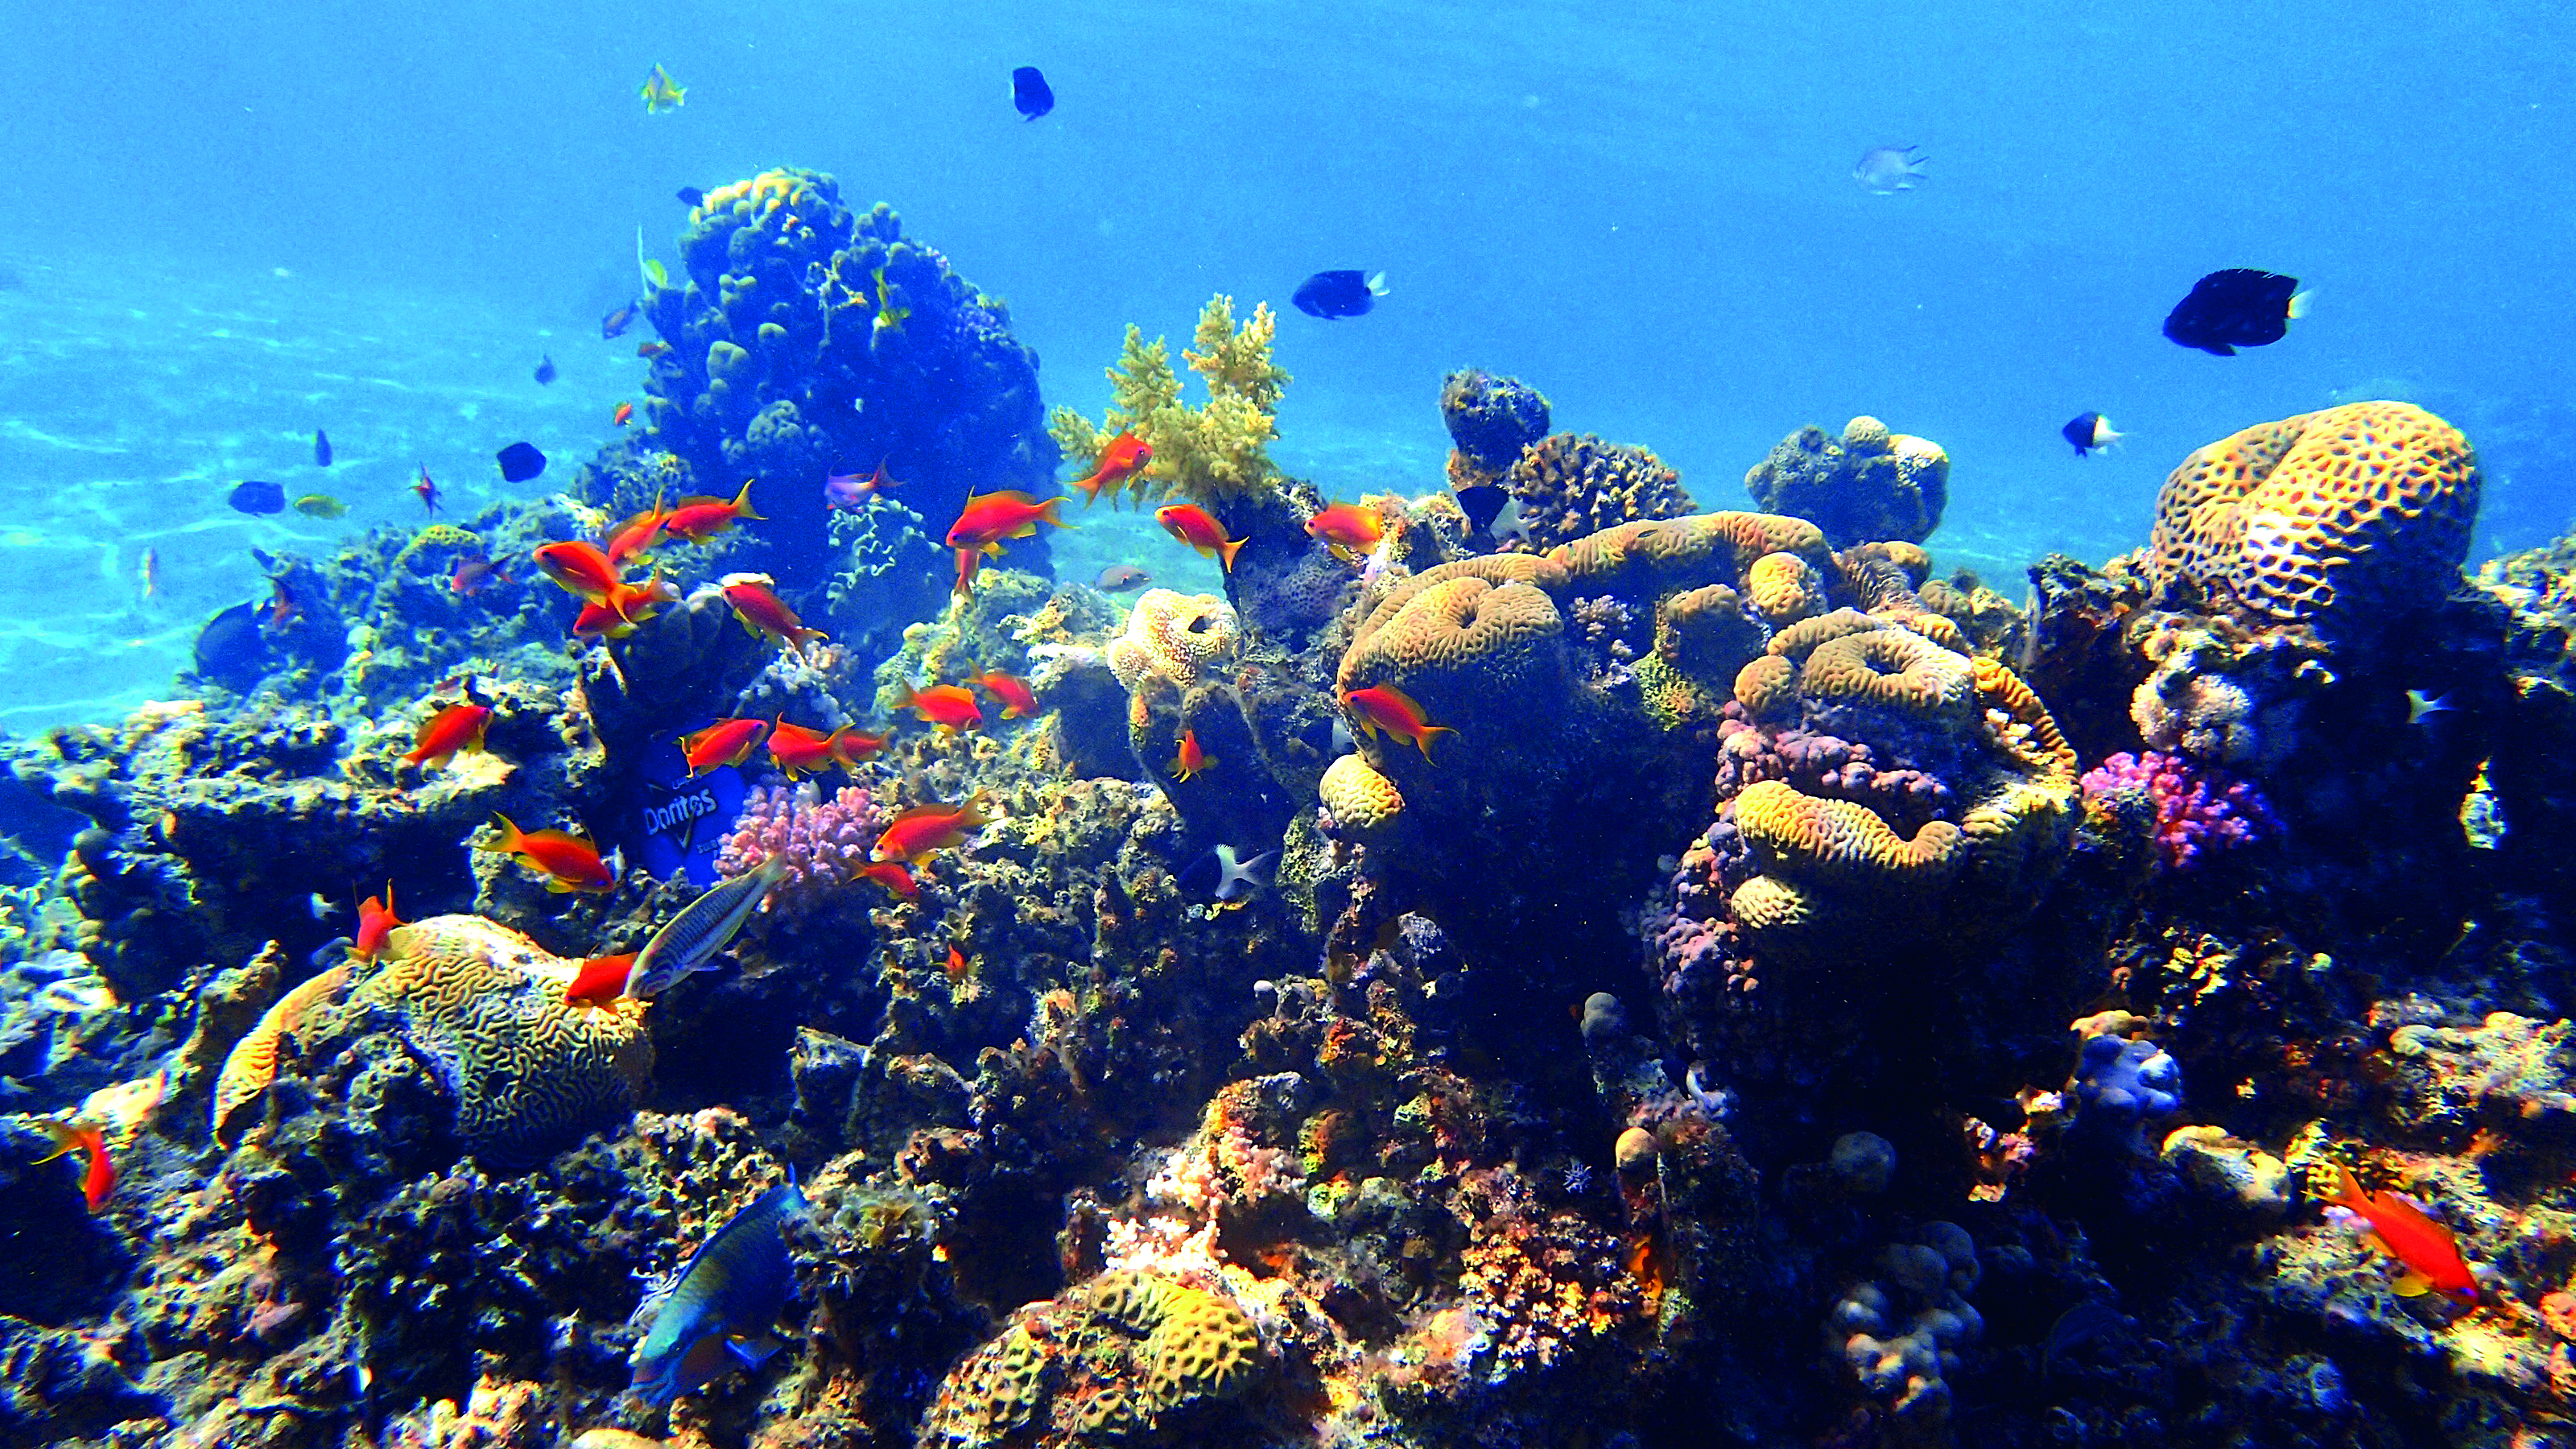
(1490, 495, 1530, 544)
(1212, 844, 1276, 901)
(2407, 690, 2454, 726)
(1853, 144, 1929, 193)
(624, 856, 787, 999)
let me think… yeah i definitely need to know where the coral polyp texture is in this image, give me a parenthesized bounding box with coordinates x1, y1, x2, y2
(1104, 588, 1241, 691)
(2143, 400, 2479, 638)
(353, 915, 653, 1162)
(1049, 294, 1290, 505)
(1497, 431, 1699, 552)
(1744, 415, 1951, 549)
(2079, 749, 2278, 872)
(1439, 368, 1552, 490)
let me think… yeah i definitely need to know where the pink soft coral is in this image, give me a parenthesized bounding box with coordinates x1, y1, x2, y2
(2079, 750, 2278, 873)
(717, 782, 886, 910)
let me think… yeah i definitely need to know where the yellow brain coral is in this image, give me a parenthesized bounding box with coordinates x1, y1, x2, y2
(1319, 753, 1406, 840)
(355, 916, 653, 1162)
(1087, 1271, 1261, 1407)
(1106, 589, 1241, 692)
(1735, 780, 1967, 887)
(212, 964, 351, 1150)
(1745, 551, 1827, 624)
(2145, 401, 2479, 634)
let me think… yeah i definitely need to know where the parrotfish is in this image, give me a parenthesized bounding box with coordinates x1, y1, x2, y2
(679, 718, 769, 774)
(719, 574, 828, 659)
(663, 481, 763, 543)
(484, 814, 619, 894)
(2315, 1162, 2477, 1300)
(1306, 502, 1385, 561)
(872, 792, 997, 865)
(1342, 683, 1458, 761)
(946, 489, 1070, 555)
(971, 671, 1038, 720)
(402, 700, 492, 770)
(1156, 504, 1245, 572)
(628, 1182, 807, 1408)
(1067, 434, 1153, 506)
(623, 857, 787, 999)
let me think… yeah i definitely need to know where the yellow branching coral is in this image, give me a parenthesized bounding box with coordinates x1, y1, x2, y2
(1048, 295, 1291, 506)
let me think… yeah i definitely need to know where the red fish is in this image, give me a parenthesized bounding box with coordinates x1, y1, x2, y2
(448, 555, 504, 597)
(2317, 1162, 2478, 1300)
(402, 700, 492, 769)
(825, 461, 903, 510)
(971, 671, 1038, 720)
(719, 573, 828, 658)
(834, 728, 890, 766)
(1342, 683, 1459, 762)
(414, 464, 442, 516)
(857, 860, 918, 898)
(952, 547, 982, 598)
(872, 792, 997, 864)
(766, 719, 845, 779)
(353, 886, 402, 964)
(573, 574, 680, 639)
(946, 489, 1070, 555)
(663, 480, 762, 543)
(945, 943, 971, 980)
(636, 341, 670, 357)
(1156, 504, 1245, 572)
(896, 680, 983, 733)
(32, 1117, 114, 1212)
(484, 813, 618, 894)
(679, 717, 768, 774)
(564, 952, 637, 1009)
(533, 541, 623, 604)
(603, 303, 639, 339)
(613, 402, 634, 427)
(1306, 502, 1385, 562)
(602, 496, 670, 568)
(1168, 728, 1214, 782)
(1067, 433, 1153, 506)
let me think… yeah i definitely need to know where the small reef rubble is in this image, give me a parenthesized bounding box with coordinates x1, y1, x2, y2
(0, 172, 2572, 1449)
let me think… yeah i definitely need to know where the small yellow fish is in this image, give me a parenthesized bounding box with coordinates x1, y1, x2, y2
(293, 494, 348, 519)
(640, 64, 685, 114)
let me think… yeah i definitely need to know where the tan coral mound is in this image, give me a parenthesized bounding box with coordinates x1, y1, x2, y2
(1501, 433, 1698, 553)
(1106, 589, 1241, 691)
(211, 964, 350, 1149)
(1319, 753, 1406, 841)
(355, 915, 652, 1162)
(2145, 401, 2479, 634)
(1087, 1271, 1261, 1407)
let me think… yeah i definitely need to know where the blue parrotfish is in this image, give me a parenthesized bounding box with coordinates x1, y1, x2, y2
(628, 1180, 807, 1406)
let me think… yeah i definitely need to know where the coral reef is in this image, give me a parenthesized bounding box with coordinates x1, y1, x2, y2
(1049, 295, 1290, 507)
(1744, 416, 1951, 549)
(1497, 432, 1699, 553)
(2078, 749, 2278, 873)
(1439, 369, 1551, 493)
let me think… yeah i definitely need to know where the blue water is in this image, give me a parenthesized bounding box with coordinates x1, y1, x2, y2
(2, 1, 2570, 726)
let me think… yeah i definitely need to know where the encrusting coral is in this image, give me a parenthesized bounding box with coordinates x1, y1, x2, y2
(1050, 295, 1290, 506)
(1498, 432, 1699, 553)
(1744, 416, 1951, 549)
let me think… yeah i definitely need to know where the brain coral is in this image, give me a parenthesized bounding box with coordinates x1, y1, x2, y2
(1744, 417, 1951, 548)
(1500, 433, 1698, 552)
(1106, 589, 1241, 692)
(1087, 1271, 1261, 1408)
(212, 964, 351, 1149)
(353, 915, 653, 1163)
(2144, 401, 2479, 637)
(1319, 753, 1406, 843)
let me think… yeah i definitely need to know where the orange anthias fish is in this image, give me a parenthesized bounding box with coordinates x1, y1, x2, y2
(1067, 432, 1154, 506)
(2317, 1162, 2479, 1300)
(564, 952, 637, 1009)
(414, 465, 442, 516)
(1306, 502, 1386, 562)
(32, 1117, 114, 1212)
(679, 717, 768, 774)
(637, 341, 671, 358)
(534, 541, 624, 603)
(766, 719, 846, 779)
(573, 576, 681, 640)
(946, 489, 1070, 555)
(663, 481, 762, 543)
(484, 814, 619, 894)
(719, 573, 828, 658)
(604, 496, 669, 567)
(857, 861, 919, 898)
(449, 555, 505, 597)
(353, 886, 402, 964)
(402, 700, 493, 769)
(613, 402, 635, 427)
(1156, 504, 1245, 572)
(872, 791, 997, 864)
(1169, 728, 1214, 782)
(945, 943, 971, 980)
(1342, 683, 1459, 762)
(896, 680, 983, 733)
(971, 671, 1038, 720)
(952, 547, 982, 598)
(834, 728, 890, 766)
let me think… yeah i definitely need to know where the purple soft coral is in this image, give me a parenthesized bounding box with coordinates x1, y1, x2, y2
(2079, 750, 2279, 873)
(717, 782, 887, 910)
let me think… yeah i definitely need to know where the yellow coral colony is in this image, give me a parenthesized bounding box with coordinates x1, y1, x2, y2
(1048, 295, 1290, 506)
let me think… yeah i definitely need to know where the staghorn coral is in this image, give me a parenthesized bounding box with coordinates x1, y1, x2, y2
(2143, 400, 2479, 638)
(1498, 433, 1698, 553)
(1049, 295, 1290, 506)
(212, 963, 350, 1150)
(1744, 416, 1951, 549)
(352, 916, 652, 1164)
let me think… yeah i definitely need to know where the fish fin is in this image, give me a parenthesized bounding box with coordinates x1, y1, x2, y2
(1217, 535, 1245, 572)
(29, 1119, 79, 1164)
(2357, 1230, 2392, 1257)
(2393, 1270, 2432, 1297)
(2287, 290, 2314, 320)
(1367, 271, 1389, 296)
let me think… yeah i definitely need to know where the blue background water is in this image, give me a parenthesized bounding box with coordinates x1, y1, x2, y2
(2, 1, 2568, 728)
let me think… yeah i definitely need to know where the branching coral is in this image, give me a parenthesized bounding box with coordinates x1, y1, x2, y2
(1048, 295, 1290, 505)
(716, 782, 889, 911)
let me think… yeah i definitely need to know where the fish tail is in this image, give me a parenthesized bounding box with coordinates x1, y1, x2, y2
(1216, 535, 1245, 572)
(2315, 1162, 2362, 1209)
(729, 479, 764, 520)
(1038, 497, 1071, 530)
(485, 813, 524, 852)
(2287, 290, 2314, 320)
(30, 1117, 80, 1165)
(1415, 724, 1459, 762)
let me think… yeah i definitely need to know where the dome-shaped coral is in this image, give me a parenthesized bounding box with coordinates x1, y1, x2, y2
(1744, 416, 1951, 548)
(1105, 589, 1241, 692)
(1499, 433, 1698, 552)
